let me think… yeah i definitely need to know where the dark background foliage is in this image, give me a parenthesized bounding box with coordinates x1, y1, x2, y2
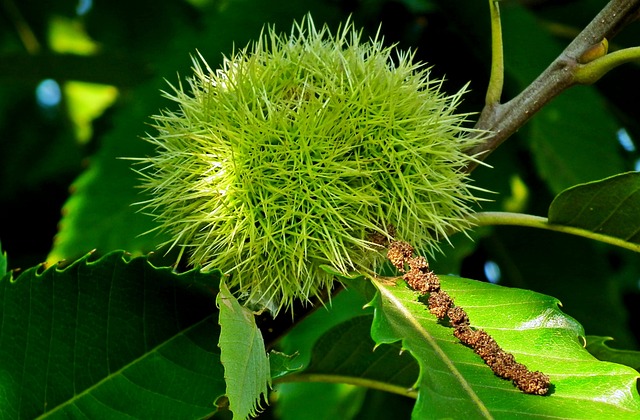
(1, 0, 639, 416)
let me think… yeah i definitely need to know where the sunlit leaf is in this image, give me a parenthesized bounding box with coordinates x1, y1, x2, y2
(481, 224, 638, 350)
(46, 81, 174, 264)
(63, 81, 119, 144)
(346, 275, 640, 418)
(48, 16, 99, 55)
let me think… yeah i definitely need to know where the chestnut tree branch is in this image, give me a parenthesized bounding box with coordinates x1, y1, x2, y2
(574, 46, 640, 83)
(466, 0, 640, 172)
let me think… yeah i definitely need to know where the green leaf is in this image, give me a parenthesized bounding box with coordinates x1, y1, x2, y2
(275, 315, 418, 419)
(481, 223, 639, 349)
(0, 242, 6, 278)
(586, 336, 640, 372)
(301, 315, 418, 393)
(279, 275, 372, 370)
(548, 172, 640, 244)
(44, 318, 222, 418)
(275, 294, 415, 419)
(274, 382, 367, 420)
(351, 275, 640, 418)
(47, 78, 183, 264)
(46, 2, 203, 264)
(0, 251, 223, 419)
(269, 351, 303, 380)
(217, 282, 270, 420)
(527, 88, 625, 195)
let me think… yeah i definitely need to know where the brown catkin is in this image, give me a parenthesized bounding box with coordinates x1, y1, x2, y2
(388, 240, 551, 396)
(387, 241, 414, 271)
(428, 291, 453, 318)
(447, 306, 469, 327)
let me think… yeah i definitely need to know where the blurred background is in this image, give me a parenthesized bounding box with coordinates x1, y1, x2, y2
(1, 0, 639, 370)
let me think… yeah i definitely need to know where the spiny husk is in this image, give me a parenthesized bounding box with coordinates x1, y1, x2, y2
(136, 15, 486, 314)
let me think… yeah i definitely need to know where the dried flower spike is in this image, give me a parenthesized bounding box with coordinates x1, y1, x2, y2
(135, 14, 484, 314)
(390, 239, 551, 395)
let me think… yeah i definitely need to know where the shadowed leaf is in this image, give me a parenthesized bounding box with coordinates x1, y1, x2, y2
(586, 336, 640, 372)
(297, 315, 418, 391)
(275, 315, 417, 420)
(0, 251, 222, 419)
(548, 172, 640, 244)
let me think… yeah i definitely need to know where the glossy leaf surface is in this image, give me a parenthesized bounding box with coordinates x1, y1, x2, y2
(352, 275, 640, 419)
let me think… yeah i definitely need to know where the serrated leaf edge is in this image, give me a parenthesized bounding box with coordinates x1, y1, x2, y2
(371, 277, 493, 418)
